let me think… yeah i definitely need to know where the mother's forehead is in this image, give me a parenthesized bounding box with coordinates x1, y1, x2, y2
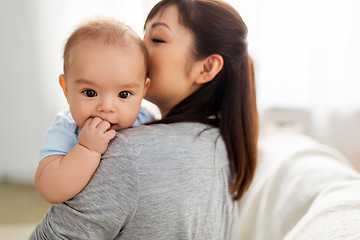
(145, 5, 182, 28)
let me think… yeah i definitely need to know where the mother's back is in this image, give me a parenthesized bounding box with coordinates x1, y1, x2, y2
(103, 122, 239, 239)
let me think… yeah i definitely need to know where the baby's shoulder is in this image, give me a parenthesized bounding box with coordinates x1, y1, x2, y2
(52, 109, 78, 133)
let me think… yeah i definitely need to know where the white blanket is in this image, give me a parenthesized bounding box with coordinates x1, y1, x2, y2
(237, 131, 360, 240)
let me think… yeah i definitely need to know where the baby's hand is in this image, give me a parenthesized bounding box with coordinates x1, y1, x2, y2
(78, 117, 117, 154)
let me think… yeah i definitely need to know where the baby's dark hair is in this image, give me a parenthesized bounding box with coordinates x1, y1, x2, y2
(63, 18, 148, 76)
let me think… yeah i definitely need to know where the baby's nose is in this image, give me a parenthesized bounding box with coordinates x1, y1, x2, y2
(97, 97, 115, 113)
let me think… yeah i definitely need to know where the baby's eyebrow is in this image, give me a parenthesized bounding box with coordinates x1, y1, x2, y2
(74, 78, 141, 89)
(74, 78, 94, 85)
(119, 83, 141, 89)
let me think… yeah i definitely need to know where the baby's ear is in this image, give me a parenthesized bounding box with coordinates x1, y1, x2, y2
(59, 74, 69, 102)
(143, 77, 151, 96)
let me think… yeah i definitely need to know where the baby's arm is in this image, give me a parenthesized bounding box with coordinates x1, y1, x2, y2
(35, 117, 116, 204)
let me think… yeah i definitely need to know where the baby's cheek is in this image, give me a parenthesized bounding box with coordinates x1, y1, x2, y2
(123, 104, 142, 128)
(69, 105, 92, 128)
(73, 114, 90, 129)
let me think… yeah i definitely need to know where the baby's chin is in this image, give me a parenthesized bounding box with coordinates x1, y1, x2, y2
(110, 123, 119, 131)
(110, 124, 125, 131)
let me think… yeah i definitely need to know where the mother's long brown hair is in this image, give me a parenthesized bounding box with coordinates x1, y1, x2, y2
(145, 0, 258, 200)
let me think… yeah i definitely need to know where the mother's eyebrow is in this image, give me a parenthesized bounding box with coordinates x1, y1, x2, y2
(151, 22, 172, 31)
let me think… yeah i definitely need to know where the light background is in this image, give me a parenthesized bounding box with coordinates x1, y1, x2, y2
(0, 0, 359, 184)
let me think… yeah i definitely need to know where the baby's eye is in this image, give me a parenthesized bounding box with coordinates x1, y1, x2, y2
(82, 89, 97, 98)
(118, 91, 132, 99)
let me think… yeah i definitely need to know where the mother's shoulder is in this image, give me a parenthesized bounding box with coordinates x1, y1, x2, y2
(115, 122, 218, 144)
(123, 122, 213, 134)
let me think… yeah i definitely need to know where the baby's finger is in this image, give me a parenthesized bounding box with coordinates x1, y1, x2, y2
(105, 129, 116, 140)
(97, 120, 111, 133)
(82, 117, 94, 128)
(88, 117, 103, 128)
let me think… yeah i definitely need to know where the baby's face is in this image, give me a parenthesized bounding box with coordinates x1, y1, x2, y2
(61, 40, 149, 131)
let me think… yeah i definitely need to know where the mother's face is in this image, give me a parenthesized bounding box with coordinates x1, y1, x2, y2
(144, 5, 200, 116)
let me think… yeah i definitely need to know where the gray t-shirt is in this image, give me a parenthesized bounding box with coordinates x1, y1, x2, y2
(30, 122, 239, 239)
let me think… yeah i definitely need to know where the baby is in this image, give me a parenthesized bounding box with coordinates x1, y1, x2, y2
(35, 19, 151, 204)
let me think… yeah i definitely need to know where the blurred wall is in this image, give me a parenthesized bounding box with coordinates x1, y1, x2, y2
(0, 1, 45, 183)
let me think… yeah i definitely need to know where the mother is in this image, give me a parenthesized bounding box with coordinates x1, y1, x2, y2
(30, 0, 257, 239)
